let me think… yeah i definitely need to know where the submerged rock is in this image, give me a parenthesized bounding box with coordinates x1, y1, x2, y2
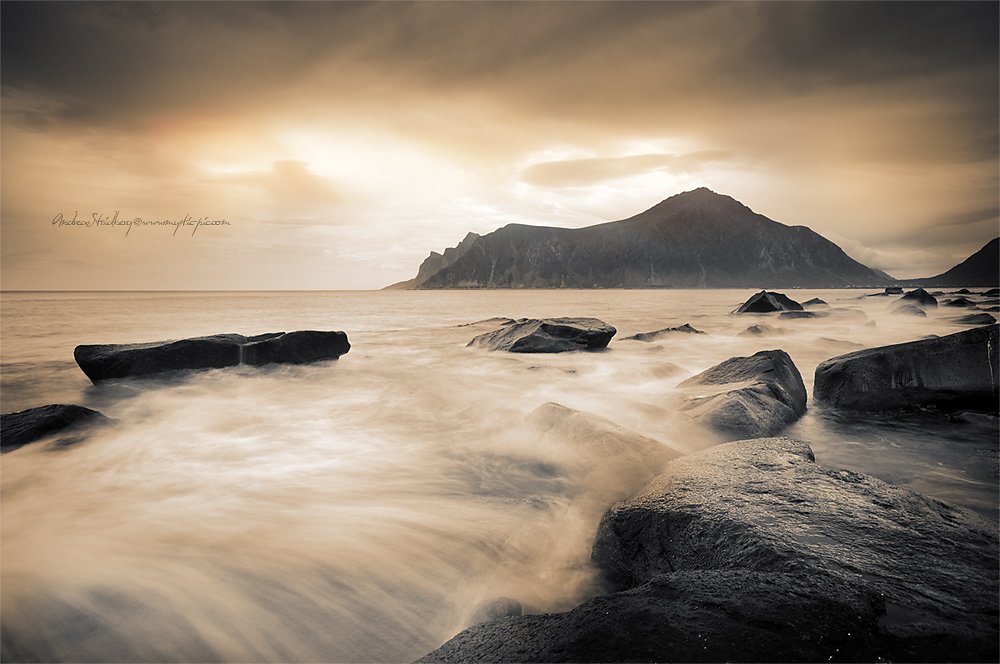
(467, 597, 523, 627)
(890, 302, 927, 316)
(1, 404, 111, 452)
(801, 297, 828, 307)
(885, 286, 903, 294)
(814, 324, 999, 412)
(467, 318, 615, 353)
(954, 313, 997, 326)
(982, 288, 1000, 297)
(943, 296, 977, 308)
(456, 317, 516, 327)
(738, 323, 780, 337)
(622, 323, 705, 341)
(74, 331, 350, 382)
(899, 288, 938, 308)
(589, 437, 998, 661)
(778, 310, 823, 319)
(679, 350, 806, 440)
(732, 290, 803, 314)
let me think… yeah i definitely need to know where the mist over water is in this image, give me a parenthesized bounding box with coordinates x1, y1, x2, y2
(2, 290, 996, 662)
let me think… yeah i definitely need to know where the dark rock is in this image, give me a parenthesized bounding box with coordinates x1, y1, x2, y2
(467, 318, 615, 353)
(732, 290, 803, 313)
(622, 323, 705, 341)
(943, 296, 976, 308)
(589, 437, 998, 662)
(778, 310, 823, 319)
(738, 323, 780, 336)
(679, 350, 806, 440)
(74, 331, 350, 382)
(899, 288, 938, 308)
(954, 288, 973, 294)
(890, 302, 927, 316)
(984, 305, 1000, 312)
(801, 297, 828, 306)
(240, 331, 351, 366)
(467, 597, 523, 627)
(1, 404, 111, 452)
(983, 288, 1000, 297)
(954, 313, 997, 326)
(884, 286, 903, 294)
(419, 569, 888, 663)
(814, 324, 999, 412)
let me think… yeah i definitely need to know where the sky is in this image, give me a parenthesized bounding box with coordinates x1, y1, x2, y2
(2, 1, 997, 290)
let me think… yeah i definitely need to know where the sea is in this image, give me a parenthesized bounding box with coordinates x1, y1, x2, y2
(1, 289, 997, 662)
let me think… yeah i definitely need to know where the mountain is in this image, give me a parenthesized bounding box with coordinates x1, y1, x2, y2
(384, 232, 480, 289)
(389, 189, 892, 289)
(903, 238, 999, 287)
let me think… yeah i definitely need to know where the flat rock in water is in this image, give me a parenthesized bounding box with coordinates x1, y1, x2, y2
(679, 350, 806, 440)
(1, 404, 111, 451)
(778, 310, 823, 319)
(622, 323, 705, 341)
(587, 437, 998, 662)
(732, 290, 803, 313)
(74, 331, 349, 382)
(982, 288, 1000, 297)
(456, 317, 516, 327)
(954, 313, 997, 326)
(884, 286, 903, 294)
(814, 324, 999, 412)
(801, 297, 828, 307)
(467, 318, 615, 353)
(899, 288, 938, 308)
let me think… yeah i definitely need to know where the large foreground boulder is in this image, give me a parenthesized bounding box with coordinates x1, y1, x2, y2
(422, 438, 998, 663)
(679, 350, 806, 440)
(732, 291, 803, 313)
(467, 318, 615, 353)
(814, 324, 999, 412)
(74, 331, 350, 382)
(1, 404, 110, 452)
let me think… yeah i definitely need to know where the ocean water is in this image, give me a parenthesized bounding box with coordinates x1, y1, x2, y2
(1, 289, 997, 662)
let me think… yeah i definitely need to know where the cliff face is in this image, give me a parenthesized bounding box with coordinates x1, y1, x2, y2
(383, 232, 481, 289)
(391, 188, 892, 289)
(905, 238, 999, 287)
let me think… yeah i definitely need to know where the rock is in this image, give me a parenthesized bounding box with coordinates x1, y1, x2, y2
(982, 288, 1000, 297)
(467, 318, 615, 353)
(814, 324, 999, 412)
(826, 307, 868, 320)
(679, 350, 806, 440)
(984, 305, 1000, 312)
(899, 288, 938, 308)
(74, 331, 350, 382)
(467, 597, 523, 627)
(885, 286, 903, 294)
(943, 296, 977, 308)
(777, 310, 823, 319)
(589, 437, 998, 662)
(622, 323, 705, 341)
(732, 290, 803, 313)
(527, 403, 681, 497)
(890, 302, 927, 316)
(419, 569, 888, 663)
(953, 313, 997, 326)
(801, 297, 828, 307)
(738, 323, 780, 336)
(954, 288, 973, 294)
(240, 331, 352, 366)
(1, 404, 111, 452)
(456, 317, 516, 327)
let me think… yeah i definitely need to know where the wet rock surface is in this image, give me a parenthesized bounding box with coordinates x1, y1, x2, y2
(814, 324, 999, 412)
(74, 331, 349, 382)
(899, 288, 938, 308)
(622, 323, 705, 341)
(679, 350, 807, 440)
(467, 318, 615, 353)
(732, 290, 803, 313)
(1, 404, 111, 452)
(954, 313, 997, 326)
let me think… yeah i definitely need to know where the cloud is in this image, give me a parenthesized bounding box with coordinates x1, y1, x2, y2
(520, 151, 735, 188)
